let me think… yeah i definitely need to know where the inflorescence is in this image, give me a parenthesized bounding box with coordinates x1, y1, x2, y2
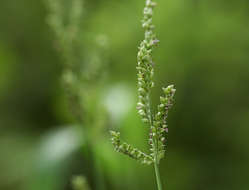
(110, 0, 176, 165)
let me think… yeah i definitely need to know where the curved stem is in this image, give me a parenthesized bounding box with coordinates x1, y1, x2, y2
(154, 161, 163, 190)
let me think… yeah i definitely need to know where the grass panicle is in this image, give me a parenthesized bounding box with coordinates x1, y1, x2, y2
(110, 0, 176, 189)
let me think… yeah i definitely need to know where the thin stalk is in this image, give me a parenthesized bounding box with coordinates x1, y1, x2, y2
(147, 94, 163, 190)
(154, 161, 163, 190)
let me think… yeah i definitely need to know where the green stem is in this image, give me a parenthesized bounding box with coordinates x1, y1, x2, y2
(154, 161, 163, 190)
(147, 93, 163, 190)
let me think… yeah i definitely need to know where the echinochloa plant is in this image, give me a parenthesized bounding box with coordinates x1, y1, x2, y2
(110, 0, 176, 189)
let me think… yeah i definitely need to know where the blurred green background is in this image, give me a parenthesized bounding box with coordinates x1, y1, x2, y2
(1, 0, 249, 190)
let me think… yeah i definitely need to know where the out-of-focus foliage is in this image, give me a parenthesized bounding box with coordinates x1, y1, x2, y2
(1, 0, 249, 190)
(72, 175, 90, 190)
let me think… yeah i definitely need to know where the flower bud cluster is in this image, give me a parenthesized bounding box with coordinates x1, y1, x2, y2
(136, 0, 158, 124)
(151, 85, 176, 161)
(110, 131, 153, 165)
(46, 0, 83, 68)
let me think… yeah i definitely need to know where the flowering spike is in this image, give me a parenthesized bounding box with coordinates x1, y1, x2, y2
(152, 85, 176, 161)
(136, 0, 158, 125)
(110, 1, 176, 185)
(110, 131, 153, 165)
